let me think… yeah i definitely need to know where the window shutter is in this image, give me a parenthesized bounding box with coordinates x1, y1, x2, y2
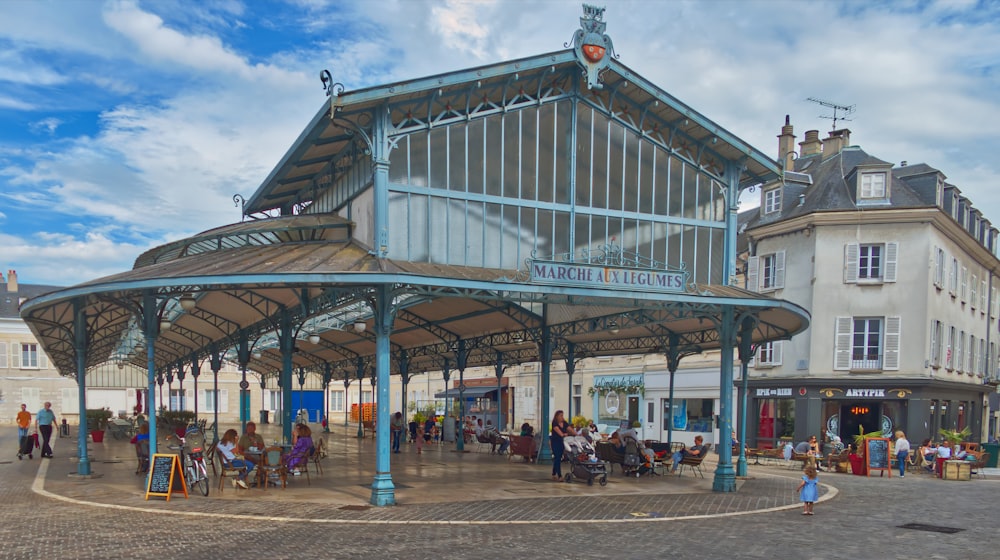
(774, 251, 785, 289)
(949, 258, 957, 294)
(772, 341, 783, 365)
(971, 273, 978, 309)
(961, 267, 968, 302)
(22, 387, 40, 411)
(883, 316, 901, 370)
(834, 317, 853, 370)
(11, 344, 20, 369)
(844, 243, 859, 283)
(219, 389, 229, 413)
(980, 279, 987, 312)
(884, 242, 898, 282)
(930, 321, 939, 367)
(0, 342, 6, 368)
(39, 352, 48, 370)
(746, 256, 759, 292)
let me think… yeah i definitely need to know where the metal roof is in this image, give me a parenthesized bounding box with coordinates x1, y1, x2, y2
(244, 49, 780, 216)
(21, 214, 809, 382)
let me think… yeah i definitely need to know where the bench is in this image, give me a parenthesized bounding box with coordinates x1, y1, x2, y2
(508, 435, 537, 462)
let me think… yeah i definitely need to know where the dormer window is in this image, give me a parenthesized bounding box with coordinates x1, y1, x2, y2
(763, 187, 781, 214)
(860, 171, 887, 199)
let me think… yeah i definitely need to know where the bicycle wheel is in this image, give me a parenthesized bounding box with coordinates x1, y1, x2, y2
(190, 462, 209, 496)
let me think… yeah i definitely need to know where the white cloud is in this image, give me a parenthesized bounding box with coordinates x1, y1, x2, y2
(2, 0, 1000, 288)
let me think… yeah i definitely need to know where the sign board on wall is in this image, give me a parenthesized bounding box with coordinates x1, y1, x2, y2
(530, 261, 686, 292)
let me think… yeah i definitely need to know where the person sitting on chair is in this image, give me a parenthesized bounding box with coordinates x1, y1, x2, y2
(671, 435, 707, 473)
(285, 423, 313, 475)
(217, 429, 253, 489)
(236, 421, 266, 469)
(483, 420, 509, 454)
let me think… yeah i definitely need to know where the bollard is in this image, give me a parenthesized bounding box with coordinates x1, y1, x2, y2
(60, 418, 70, 437)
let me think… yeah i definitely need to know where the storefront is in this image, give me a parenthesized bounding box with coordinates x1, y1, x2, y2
(744, 379, 988, 449)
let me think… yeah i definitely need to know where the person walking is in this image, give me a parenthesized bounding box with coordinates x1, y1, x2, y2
(894, 430, 911, 477)
(35, 402, 57, 459)
(549, 410, 575, 481)
(16, 404, 32, 460)
(390, 411, 404, 453)
(797, 464, 819, 515)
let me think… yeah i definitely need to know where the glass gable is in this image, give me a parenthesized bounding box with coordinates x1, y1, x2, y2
(387, 98, 727, 284)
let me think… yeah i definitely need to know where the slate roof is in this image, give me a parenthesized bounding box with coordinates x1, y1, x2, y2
(1, 283, 63, 319)
(742, 146, 938, 233)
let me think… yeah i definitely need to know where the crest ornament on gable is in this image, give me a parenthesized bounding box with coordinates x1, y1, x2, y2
(566, 4, 619, 90)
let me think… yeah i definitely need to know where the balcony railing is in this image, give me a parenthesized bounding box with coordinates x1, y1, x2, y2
(851, 353, 882, 370)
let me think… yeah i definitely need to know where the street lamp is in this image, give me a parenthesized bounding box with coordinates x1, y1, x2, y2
(308, 333, 321, 345)
(179, 294, 197, 311)
(353, 321, 366, 333)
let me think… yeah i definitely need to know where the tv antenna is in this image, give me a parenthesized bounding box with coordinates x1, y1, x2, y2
(806, 97, 856, 130)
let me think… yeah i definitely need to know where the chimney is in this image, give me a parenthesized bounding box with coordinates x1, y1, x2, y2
(799, 130, 822, 157)
(777, 115, 796, 170)
(6, 269, 17, 292)
(822, 129, 851, 159)
(900, 161, 908, 167)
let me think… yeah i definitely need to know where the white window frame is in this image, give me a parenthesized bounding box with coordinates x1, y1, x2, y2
(20, 343, 39, 369)
(933, 247, 945, 288)
(834, 316, 900, 371)
(756, 341, 783, 367)
(978, 339, 987, 376)
(845, 242, 897, 283)
(329, 390, 345, 413)
(746, 251, 785, 292)
(199, 389, 230, 413)
(763, 188, 782, 214)
(860, 172, 887, 199)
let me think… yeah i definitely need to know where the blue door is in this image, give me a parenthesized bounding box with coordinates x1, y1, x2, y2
(292, 391, 324, 423)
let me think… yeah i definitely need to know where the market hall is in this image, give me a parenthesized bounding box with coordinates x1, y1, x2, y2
(19, 5, 809, 506)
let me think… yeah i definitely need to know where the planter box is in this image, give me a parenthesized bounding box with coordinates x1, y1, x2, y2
(942, 460, 971, 481)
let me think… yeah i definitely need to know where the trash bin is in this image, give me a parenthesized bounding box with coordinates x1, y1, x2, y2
(259, 410, 269, 424)
(983, 443, 999, 468)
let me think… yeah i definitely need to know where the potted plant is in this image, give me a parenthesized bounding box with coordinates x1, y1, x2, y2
(85, 408, 112, 443)
(849, 425, 884, 475)
(938, 426, 972, 453)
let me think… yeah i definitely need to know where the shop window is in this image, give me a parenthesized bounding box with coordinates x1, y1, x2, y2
(671, 398, 713, 432)
(756, 398, 794, 449)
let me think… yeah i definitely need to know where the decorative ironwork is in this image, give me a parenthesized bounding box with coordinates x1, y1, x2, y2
(320, 69, 344, 97)
(566, 4, 618, 90)
(233, 194, 246, 222)
(819, 388, 844, 398)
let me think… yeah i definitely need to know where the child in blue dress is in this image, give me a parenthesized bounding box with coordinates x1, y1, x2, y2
(797, 465, 818, 515)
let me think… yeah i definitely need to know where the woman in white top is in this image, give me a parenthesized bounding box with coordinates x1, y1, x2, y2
(894, 430, 910, 477)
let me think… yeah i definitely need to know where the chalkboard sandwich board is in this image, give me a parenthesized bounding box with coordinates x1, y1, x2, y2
(865, 437, 891, 478)
(145, 453, 189, 501)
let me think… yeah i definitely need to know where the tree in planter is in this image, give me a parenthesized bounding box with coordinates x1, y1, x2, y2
(85, 409, 113, 442)
(938, 426, 973, 453)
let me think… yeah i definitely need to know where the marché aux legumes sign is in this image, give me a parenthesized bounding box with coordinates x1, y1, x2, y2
(530, 261, 685, 292)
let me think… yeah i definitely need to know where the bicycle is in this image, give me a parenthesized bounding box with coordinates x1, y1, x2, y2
(165, 428, 210, 496)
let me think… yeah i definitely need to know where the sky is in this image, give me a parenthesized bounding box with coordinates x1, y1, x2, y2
(1, 0, 998, 287)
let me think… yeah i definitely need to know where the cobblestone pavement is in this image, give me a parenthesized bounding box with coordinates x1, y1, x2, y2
(1, 430, 997, 559)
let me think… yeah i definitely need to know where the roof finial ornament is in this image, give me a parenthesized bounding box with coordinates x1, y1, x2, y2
(566, 4, 618, 90)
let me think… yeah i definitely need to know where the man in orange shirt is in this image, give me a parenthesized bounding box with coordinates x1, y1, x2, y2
(16, 403, 32, 460)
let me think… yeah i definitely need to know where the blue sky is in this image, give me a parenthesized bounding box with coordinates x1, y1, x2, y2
(1, 0, 999, 287)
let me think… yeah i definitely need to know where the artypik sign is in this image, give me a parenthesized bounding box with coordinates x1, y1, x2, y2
(530, 261, 686, 292)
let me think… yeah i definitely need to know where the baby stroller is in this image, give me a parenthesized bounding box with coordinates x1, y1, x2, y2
(563, 436, 608, 486)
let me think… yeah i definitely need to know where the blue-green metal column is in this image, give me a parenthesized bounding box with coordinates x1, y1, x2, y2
(355, 358, 365, 438)
(370, 284, 396, 506)
(190, 355, 201, 422)
(142, 292, 160, 456)
(209, 344, 222, 442)
(736, 317, 754, 477)
(176, 362, 186, 413)
(724, 160, 741, 286)
(440, 360, 451, 444)
(564, 342, 576, 419)
(236, 332, 252, 434)
(343, 378, 351, 427)
(455, 342, 468, 452)
(665, 333, 680, 450)
(397, 352, 410, 432)
(73, 299, 91, 475)
(278, 314, 295, 443)
(713, 306, 737, 492)
(537, 305, 553, 463)
(494, 351, 504, 430)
